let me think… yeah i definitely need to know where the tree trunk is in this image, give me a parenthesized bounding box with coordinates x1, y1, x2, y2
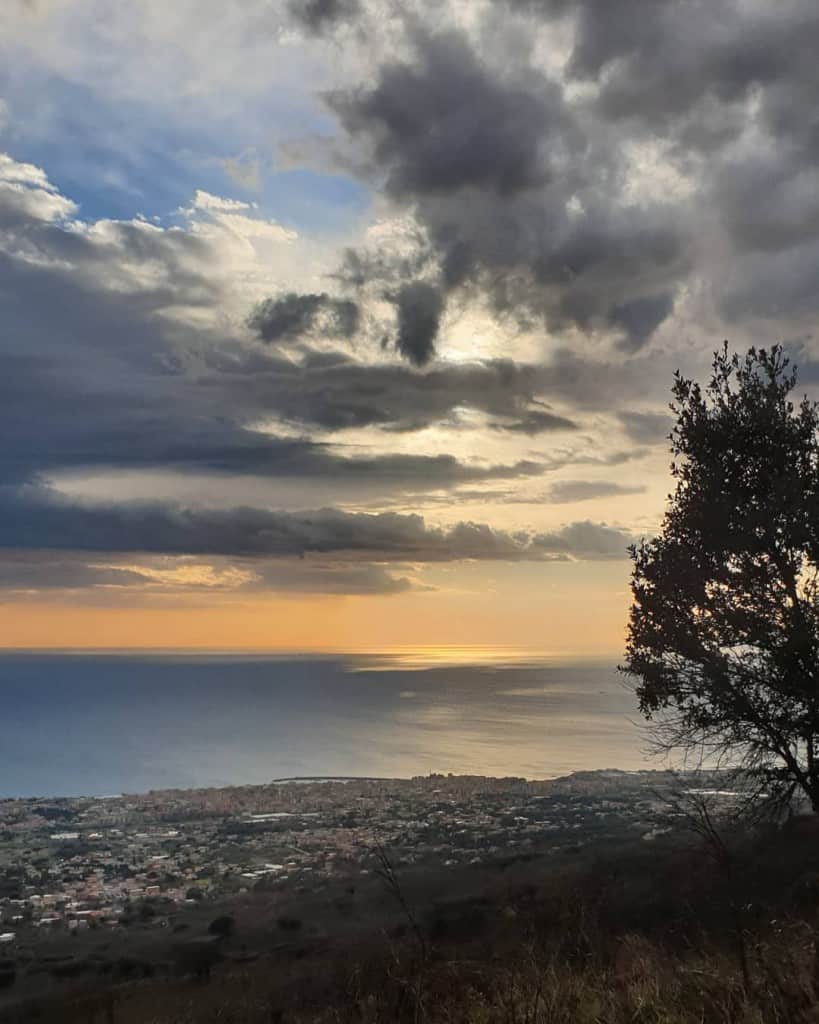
(801, 732, 819, 812)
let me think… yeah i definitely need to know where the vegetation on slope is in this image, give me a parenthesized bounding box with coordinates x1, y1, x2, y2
(5, 822, 819, 1024)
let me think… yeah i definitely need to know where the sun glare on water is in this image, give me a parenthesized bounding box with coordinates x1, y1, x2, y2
(349, 645, 558, 671)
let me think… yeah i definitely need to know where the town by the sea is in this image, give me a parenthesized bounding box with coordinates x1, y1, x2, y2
(0, 650, 648, 798)
(0, 650, 706, 1008)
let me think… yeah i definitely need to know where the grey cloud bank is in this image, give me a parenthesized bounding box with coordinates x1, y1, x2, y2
(0, 485, 633, 563)
(0, 152, 638, 597)
(0, 483, 635, 597)
(4, 0, 819, 597)
(297, 0, 819, 363)
(248, 293, 360, 343)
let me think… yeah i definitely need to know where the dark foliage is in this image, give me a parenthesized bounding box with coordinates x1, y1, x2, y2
(207, 915, 235, 940)
(623, 345, 819, 808)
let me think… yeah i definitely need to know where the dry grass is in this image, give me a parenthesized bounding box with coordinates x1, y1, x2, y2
(15, 929, 819, 1024)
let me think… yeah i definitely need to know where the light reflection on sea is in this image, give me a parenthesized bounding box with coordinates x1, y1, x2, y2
(0, 650, 651, 797)
(347, 646, 558, 671)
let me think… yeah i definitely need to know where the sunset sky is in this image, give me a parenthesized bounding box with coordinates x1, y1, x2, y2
(2, 0, 818, 651)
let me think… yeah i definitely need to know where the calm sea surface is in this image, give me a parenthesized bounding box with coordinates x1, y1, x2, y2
(0, 651, 651, 797)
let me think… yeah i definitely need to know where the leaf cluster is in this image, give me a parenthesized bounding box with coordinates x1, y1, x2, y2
(623, 345, 819, 805)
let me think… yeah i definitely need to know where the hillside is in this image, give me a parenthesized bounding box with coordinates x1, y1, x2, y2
(3, 817, 819, 1023)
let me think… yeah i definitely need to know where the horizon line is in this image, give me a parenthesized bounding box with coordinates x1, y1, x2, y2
(0, 644, 622, 661)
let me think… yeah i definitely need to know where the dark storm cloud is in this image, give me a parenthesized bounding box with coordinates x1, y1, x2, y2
(287, 0, 359, 35)
(203, 342, 677, 436)
(0, 484, 630, 563)
(547, 0, 819, 136)
(419, 189, 688, 350)
(1, 342, 548, 499)
(610, 293, 675, 353)
(3, 301, 553, 497)
(537, 0, 819, 330)
(713, 155, 819, 255)
(248, 292, 359, 343)
(202, 351, 591, 433)
(0, 403, 545, 491)
(327, 25, 688, 352)
(391, 280, 444, 366)
(490, 408, 579, 435)
(328, 30, 559, 198)
(306, 1, 819, 357)
(333, 242, 430, 290)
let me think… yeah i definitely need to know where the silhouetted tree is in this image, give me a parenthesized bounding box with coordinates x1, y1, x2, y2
(623, 345, 819, 810)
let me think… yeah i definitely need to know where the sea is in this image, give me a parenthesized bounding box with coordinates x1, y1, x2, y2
(0, 649, 652, 798)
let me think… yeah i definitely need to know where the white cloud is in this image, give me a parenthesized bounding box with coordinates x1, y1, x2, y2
(0, 152, 340, 335)
(182, 189, 297, 244)
(190, 189, 254, 213)
(0, 153, 77, 222)
(207, 211, 297, 244)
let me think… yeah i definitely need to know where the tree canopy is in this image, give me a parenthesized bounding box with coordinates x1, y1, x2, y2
(623, 345, 819, 809)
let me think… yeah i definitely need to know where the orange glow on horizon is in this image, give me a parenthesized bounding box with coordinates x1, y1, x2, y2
(0, 569, 630, 657)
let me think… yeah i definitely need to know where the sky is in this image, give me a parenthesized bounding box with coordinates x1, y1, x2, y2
(1, 0, 819, 652)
